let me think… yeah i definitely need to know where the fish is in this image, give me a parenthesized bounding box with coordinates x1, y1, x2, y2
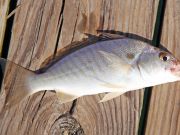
(0, 33, 180, 108)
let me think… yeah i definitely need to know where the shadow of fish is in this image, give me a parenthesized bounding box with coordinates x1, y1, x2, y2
(0, 33, 180, 108)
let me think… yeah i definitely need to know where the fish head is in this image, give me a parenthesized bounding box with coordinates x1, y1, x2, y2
(137, 45, 180, 85)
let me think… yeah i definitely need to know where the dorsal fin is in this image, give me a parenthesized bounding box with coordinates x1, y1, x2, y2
(39, 33, 124, 72)
(98, 33, 126, 40)
(39, 35, 101, 71)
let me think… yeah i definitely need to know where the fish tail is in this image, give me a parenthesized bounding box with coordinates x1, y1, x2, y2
(0, 58, 37, 109)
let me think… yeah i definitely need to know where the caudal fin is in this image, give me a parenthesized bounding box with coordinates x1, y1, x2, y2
(0, 58, 36, 109)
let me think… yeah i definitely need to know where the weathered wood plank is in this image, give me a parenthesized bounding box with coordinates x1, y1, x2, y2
(0, 0, 159, 134)
(145, 0, 180, 135)
(0, 0, 10, 55)
(56, 0, 159, 134)
(0, 0, 73, 134)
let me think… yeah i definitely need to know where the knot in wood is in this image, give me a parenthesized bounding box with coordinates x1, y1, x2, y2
(50, 113, 84, 135)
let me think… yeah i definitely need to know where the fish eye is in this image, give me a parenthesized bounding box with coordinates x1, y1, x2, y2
(159, 52, 170, 62)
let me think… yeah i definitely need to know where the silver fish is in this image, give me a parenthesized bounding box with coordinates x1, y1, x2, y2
(1, 34, 180, 107)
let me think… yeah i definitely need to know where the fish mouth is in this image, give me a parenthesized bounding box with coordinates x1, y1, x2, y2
(170, 59, 180, 78)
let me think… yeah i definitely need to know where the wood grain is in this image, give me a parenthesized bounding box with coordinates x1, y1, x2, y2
(57, 0, 159, 134)
(0, 0, 10, 55)
(0, 0, 73, 134)
(145, 0, 180, 135)
(0, 0, 159, 134)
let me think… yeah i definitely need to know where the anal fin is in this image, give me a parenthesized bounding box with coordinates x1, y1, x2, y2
(56, 91, 78, 103)
(99, 92, 126, 103)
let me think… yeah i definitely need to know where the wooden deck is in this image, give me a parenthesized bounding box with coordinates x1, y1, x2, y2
(0, 0, 179, 135)
(0, 0, 10, 55)
(145, 0, 180, 134)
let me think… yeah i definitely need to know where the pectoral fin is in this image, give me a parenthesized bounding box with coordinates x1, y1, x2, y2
(99, 92, 126, 103)
(56, 91, 78, 103)
(98, 51, 132, 74)
(98, 51, 119, 63)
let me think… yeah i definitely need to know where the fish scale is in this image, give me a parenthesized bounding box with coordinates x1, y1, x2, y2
(41, 41, 132, 86)
(30, 39, 158, 92)
(1, 34, 180, 107)
(29, 39, 144, 94)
